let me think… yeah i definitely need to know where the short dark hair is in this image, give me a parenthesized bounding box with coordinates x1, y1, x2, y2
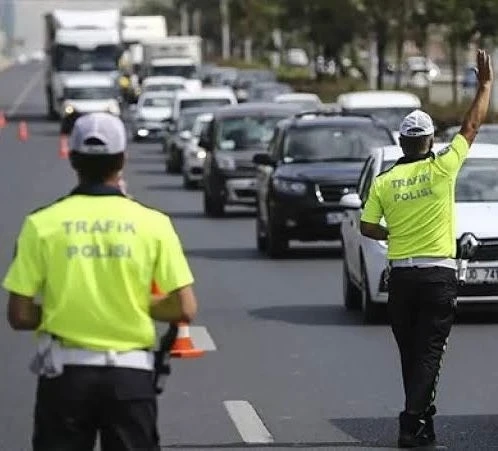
(69, 138, 124, 183)
(399, 134, 433, 156)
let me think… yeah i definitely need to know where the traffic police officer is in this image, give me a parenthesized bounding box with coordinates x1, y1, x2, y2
(360, 50, 492, 448)
(3, 112, 198, 450)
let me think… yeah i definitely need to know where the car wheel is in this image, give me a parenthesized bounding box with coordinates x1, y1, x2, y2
(256, 209, 267, 252)
(203, 189, 224, 217)
(343, 256, 362, 311)
(360, 257, 382, 324)
(267, 216, 288, 258)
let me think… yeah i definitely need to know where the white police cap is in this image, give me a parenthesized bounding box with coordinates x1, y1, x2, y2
(70, 112, 126, 154)
(399, 109, 435, 137)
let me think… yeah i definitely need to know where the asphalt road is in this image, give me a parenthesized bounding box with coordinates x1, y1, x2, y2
(1, 62, 498, 451)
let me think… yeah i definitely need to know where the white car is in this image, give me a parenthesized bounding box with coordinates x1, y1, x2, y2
(171, 87, 237, 122)
(274, 92, 322, 110)
(340, 142, 498, 323)
(141, 76, 188, 93)
(336, 90, 421, 143)
(61, 74, 121, 117)
(182, 113, 213, 188)
(131, 91, 175, 140)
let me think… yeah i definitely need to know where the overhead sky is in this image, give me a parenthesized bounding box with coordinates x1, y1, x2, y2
(13, 0, 132, 55)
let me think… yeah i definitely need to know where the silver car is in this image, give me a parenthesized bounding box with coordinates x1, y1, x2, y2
(182, 113, 213, 189)
(131, 91, 175, 141)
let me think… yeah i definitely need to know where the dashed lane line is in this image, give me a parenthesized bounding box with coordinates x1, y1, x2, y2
(224, 400, 274, 444)
(6, 68, 43, 118)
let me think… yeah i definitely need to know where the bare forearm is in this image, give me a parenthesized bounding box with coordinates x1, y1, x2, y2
(460, 84, 492, 145)
(360, 222, 389, 241)
(8, 300, 41, 330)
(150, 286, 198, 323)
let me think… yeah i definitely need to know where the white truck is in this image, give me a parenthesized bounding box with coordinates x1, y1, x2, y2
(44, 9, 122, 119)
(121, 16, 167, 101)
(141, 36, 202, 83)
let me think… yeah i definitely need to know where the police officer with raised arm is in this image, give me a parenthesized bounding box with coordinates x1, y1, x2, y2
(360, 50, 492, 448)
(3, 112, 198, 451)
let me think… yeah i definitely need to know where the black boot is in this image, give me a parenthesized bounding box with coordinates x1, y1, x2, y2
(424, 405, 437, 443)
(398, 410, 436, 448)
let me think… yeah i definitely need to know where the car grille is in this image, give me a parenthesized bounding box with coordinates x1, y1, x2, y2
(316, 184, 356, 203)
(456, 238, 498, 261)
(235, 160, 255, 171)
(458, 283, 498, 297)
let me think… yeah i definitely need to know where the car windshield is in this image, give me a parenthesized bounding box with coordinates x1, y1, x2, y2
(217, 115, 285, 150)
(151, 65, 197, 78)
(456, 159, 498, 202)
(283, 125, 394, 162)
(343, 107, 416, 131)
(64, 87, 116, 99)
(180, 98, 231, 110)
(55, 45, 119, 72)
(178, 112, 203, 131)
(142, 96, 173, 108)
(251, 85, 292, 101)
(144, 84, 185, 92)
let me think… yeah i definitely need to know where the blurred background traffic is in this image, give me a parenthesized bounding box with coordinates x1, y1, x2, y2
(2, 0, 498, 131)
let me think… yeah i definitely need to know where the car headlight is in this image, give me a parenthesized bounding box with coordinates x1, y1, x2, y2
(64, 104, 74, 115)
(108, 103, 120, 115)
(272, 178, 307, 195)
(216, 155, 235, 170)
(196, 149, 206, 159)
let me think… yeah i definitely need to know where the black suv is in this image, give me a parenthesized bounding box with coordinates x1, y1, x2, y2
(200, 103, 302, 217)
(253, 111, 396, 257)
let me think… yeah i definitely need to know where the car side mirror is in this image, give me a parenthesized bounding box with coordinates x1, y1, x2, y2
(179, 130, 192, 141)
(253, 153, 275, 166)
(339, 193, 362, 209)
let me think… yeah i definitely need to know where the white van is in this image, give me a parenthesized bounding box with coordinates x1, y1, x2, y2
(61, 74, 121, 117)
(172, 87, 237, 121)
(337, 90, 421, 141)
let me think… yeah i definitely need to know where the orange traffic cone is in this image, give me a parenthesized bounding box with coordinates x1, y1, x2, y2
(58, 135, 69, 159)
(170, 322, 205, 358)
(0, 111, 6, 128)
(18, 121, 28, 141)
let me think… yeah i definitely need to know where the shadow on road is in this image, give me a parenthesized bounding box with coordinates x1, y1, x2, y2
(133, 168, 167, 176)
(144, 183, 185, 192)
(166, 211, 205, 219)
(185, 245, 342, 261)
(455, 306, 498, 324)
(332, 414, 498, 450)
(249, 305, 366, 326)
(186, 247, 262, 261)
(6, 113, 52, 123)
(127, 156, 165, 165)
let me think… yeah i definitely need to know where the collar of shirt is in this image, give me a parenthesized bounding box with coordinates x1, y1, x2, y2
(396, 151, 435, 166)
(70, 184, 126, 197)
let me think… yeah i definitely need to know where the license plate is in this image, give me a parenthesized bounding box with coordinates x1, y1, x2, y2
(466, 267, 498, 284)
(326, 212, 343, 225)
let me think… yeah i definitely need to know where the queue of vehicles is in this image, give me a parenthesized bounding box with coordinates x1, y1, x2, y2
(44, 8, 498, 320)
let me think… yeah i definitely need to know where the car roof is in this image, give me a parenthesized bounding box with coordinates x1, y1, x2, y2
(378, 142, 498, 162)
(179, 106, 218, 116)
(337, 90, 421, 108)
(140, 90, 175, 99)
(280, 113, 389, 129)
(142, 76, 186, 85)
(175, 88, 235, 100)
(275, 93, 320, 102)
(213, 102, 302, 119)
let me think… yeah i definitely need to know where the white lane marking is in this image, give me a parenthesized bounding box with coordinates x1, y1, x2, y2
(190, 326, 217, 351)
(6, 68, 43, 117)
(224, 400, 274, 444)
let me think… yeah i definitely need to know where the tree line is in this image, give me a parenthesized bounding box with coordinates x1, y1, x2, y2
(126, 0, 498, 91)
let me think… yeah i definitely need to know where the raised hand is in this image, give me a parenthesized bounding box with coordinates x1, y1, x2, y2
(476, 49, 493, 87)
